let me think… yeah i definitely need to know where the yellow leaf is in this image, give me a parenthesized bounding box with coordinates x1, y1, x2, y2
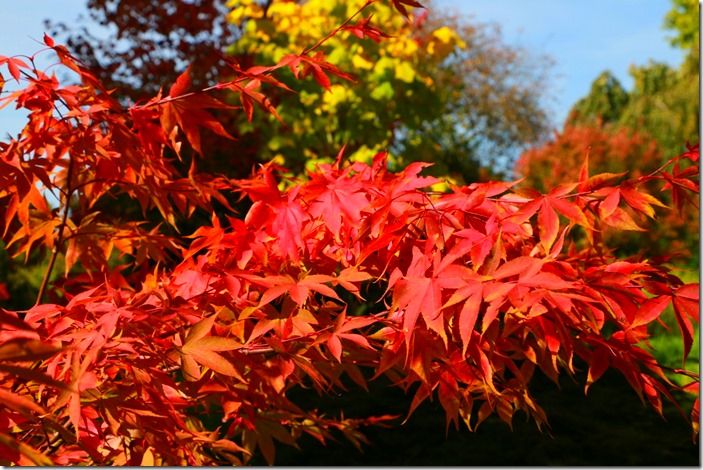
(432, 26, 461, 45)
(394, 61, 416, 83)
(351, 54, 374, 70)
(185, 314, 216, 343)
(322, 84, 350, 108)
(183, 336, 242, 353)
(387, 37, 418, 58)
(140, 447, 155, 466)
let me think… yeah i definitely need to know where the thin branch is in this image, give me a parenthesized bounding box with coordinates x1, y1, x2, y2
(36, 151, 74, 305)
(301, 0, 373, 56)
(133, 0, 374, 111)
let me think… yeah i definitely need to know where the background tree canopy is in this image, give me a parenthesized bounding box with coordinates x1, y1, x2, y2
(516, 0, 699, 267)
(49, 0, 552, 182)
(46, 0, 237, 101)
(224, 0, 551, 180)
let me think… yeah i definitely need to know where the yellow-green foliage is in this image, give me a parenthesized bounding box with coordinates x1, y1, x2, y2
(225, 0, 550, 180)
(227, 0, 466, 172)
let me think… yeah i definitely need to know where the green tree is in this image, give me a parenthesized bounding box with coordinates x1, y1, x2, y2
(568, 71, 629, 125)
(665, 0, 699, 51)
(619, 60, 698, 153)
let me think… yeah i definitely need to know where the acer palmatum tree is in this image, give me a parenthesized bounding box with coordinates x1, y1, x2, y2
(516, 122, 700, 266)
(0, 1, 699, 465)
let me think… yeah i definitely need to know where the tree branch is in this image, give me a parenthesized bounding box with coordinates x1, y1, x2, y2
(35, 152, 74, 305)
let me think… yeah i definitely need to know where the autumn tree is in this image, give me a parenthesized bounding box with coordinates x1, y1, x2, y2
(0, 1, 698, 466)
(46, 0, 237, 102)
(224, 0, 551, 179)
(516, 123, 662, 192)
(515, 123, 698, 262)
(18, 0, 553, 308)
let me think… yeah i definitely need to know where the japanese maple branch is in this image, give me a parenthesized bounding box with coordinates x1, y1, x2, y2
(36, 145, 74, 305)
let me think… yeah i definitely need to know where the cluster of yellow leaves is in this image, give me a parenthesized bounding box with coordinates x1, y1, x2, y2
(226, 0, 466, 167)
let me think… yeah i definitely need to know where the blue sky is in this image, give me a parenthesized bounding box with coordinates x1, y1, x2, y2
(0, 0, 684, 136)
(436, 0, 683, 126)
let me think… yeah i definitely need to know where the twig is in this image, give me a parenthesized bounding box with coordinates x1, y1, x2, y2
(36, 142, 75, 305)
(301, 0, 374, 56)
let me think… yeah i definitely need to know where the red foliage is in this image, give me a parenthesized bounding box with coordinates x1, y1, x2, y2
(0, 2, 699, 465)
(516, 124, 699, 263)
(516, 123, 662, 192)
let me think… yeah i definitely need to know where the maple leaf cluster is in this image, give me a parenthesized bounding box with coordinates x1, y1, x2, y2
(0, 1, 699, 465)
(516, 123, 700, 264)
